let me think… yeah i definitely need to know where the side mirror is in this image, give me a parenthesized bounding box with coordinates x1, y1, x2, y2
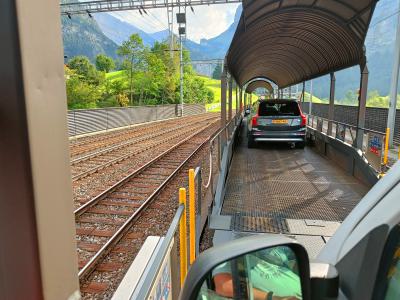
(179, 235, 311, 300)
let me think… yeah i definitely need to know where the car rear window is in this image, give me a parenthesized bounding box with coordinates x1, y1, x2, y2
(258, 102, 300, 116)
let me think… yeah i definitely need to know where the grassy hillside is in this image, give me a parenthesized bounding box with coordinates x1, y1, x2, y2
(197, 75, 261, 112)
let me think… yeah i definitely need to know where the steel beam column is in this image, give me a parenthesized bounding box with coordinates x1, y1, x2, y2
(239, 88, 242, 113)
(221, 68, 227, 128)
(387, 0, 400, 147)
(328, 73, 336, 136)
(309, 80, 313, 115)
(302, 81, 305, 103)
(228, 77, 233, 120)
(355, 62, 369, 150)
(235, 85, 239, 115)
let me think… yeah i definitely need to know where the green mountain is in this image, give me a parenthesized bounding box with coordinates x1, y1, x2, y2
(62, 14, 118, 62)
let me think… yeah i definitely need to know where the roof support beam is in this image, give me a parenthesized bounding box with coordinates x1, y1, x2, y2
(228, 77, 233, 121)
(239, 88, 243, 112)
(328, 72, 336, 136)
(221, 68, 227, 131)
(236, 85, 239, 115)
(355, 62, 369, 150)
(309, 80, 314, 115)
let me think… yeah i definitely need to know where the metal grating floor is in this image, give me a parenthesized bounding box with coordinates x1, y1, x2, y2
(222, 123, 369, 233)
(231, 213, 289, 233)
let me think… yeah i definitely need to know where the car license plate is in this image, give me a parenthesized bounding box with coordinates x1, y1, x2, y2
(272, 119, 288, 124)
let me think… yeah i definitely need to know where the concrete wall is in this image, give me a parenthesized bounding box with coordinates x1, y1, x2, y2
(67, 103, 206, 137)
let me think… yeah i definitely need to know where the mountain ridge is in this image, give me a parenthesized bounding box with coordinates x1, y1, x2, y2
(62, 1, 397, 99)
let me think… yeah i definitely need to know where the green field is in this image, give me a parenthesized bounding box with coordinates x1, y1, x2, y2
(105, 71, 323, 112)
(106, 70, 126, 81)
(196, 75, 260, 112)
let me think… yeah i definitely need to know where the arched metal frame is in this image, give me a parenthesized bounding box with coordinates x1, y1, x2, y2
(227, 0, 378, 88)
(244, 78, 275, 95)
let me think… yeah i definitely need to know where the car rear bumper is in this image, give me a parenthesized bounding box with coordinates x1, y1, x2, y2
(250, 129, 306, 143)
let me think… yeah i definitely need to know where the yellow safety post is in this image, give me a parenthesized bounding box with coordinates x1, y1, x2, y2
(384, 128, 390, 166)
(398, 145, 400, 160)
(179, 188, 188, 287)
(189, 169, 196, 265)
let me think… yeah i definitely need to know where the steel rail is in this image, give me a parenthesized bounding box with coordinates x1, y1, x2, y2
(77, 121, 220, 281)
(71, 116, 215, 165)
(74, 119, 218, 216)
(71, 117, 217, 181)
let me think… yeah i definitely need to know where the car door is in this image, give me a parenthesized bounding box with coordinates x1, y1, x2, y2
(317, 162, 400, 299)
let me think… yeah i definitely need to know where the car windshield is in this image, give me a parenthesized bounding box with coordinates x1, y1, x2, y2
(258, 102, 300, 117)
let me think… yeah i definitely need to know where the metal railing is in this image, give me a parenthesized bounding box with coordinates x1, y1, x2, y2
(306, 114, 397, 174)
(301, 102, 400, 144)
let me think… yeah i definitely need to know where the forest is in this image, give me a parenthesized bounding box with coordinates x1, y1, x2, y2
(65, 34, 214, 109)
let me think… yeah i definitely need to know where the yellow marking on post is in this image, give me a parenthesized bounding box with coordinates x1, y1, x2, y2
(384, 128, 390, 165)
(179, 188, 187, 287)
(398, 145, 400, 160)
(189, 169, 196, 264)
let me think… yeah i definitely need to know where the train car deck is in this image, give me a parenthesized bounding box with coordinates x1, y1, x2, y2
(212, 122, 369, 257)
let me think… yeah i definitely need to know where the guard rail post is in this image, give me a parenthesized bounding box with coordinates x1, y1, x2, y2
(179, 188, 187, 287)
(194, 167, 202, 257)
(384, 128, 390, 167)
(188, 169, 196, 265)
(217, 135, 222, 170)
(398, 145, 400, 160)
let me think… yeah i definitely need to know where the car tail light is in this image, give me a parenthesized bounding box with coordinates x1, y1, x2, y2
(301, 114, 307, 126)
(252, 115, 258, 126)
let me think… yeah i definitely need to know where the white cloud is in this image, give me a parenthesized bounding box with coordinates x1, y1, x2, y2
(110, 3, 240, 43)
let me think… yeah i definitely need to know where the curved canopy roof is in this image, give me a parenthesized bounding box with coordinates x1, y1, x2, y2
(245, 79, 274, 94)
(227, 0, 378, 88)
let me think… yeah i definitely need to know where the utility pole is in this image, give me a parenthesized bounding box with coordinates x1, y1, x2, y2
(177, 8, 186, 117)
(386, 0, 400, 147)
(167, 0, 174, 59)
(180, 35, 184, 116)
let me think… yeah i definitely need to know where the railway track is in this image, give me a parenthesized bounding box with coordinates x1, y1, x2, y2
(71, 115, 217, 181)
(70, 113, 214, 158)
(76, 120, 219, 287)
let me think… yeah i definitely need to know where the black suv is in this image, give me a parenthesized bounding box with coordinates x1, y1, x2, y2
(247, 99, 307, 148)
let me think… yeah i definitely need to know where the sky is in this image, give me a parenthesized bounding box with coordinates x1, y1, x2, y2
(110, 3, 240, 43)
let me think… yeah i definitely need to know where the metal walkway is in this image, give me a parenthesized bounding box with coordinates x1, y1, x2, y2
(214, 122, 369, 256)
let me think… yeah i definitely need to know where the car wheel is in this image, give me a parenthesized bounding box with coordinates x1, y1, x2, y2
(248, 137, 256, 148)
(296, 141, 305, 149)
